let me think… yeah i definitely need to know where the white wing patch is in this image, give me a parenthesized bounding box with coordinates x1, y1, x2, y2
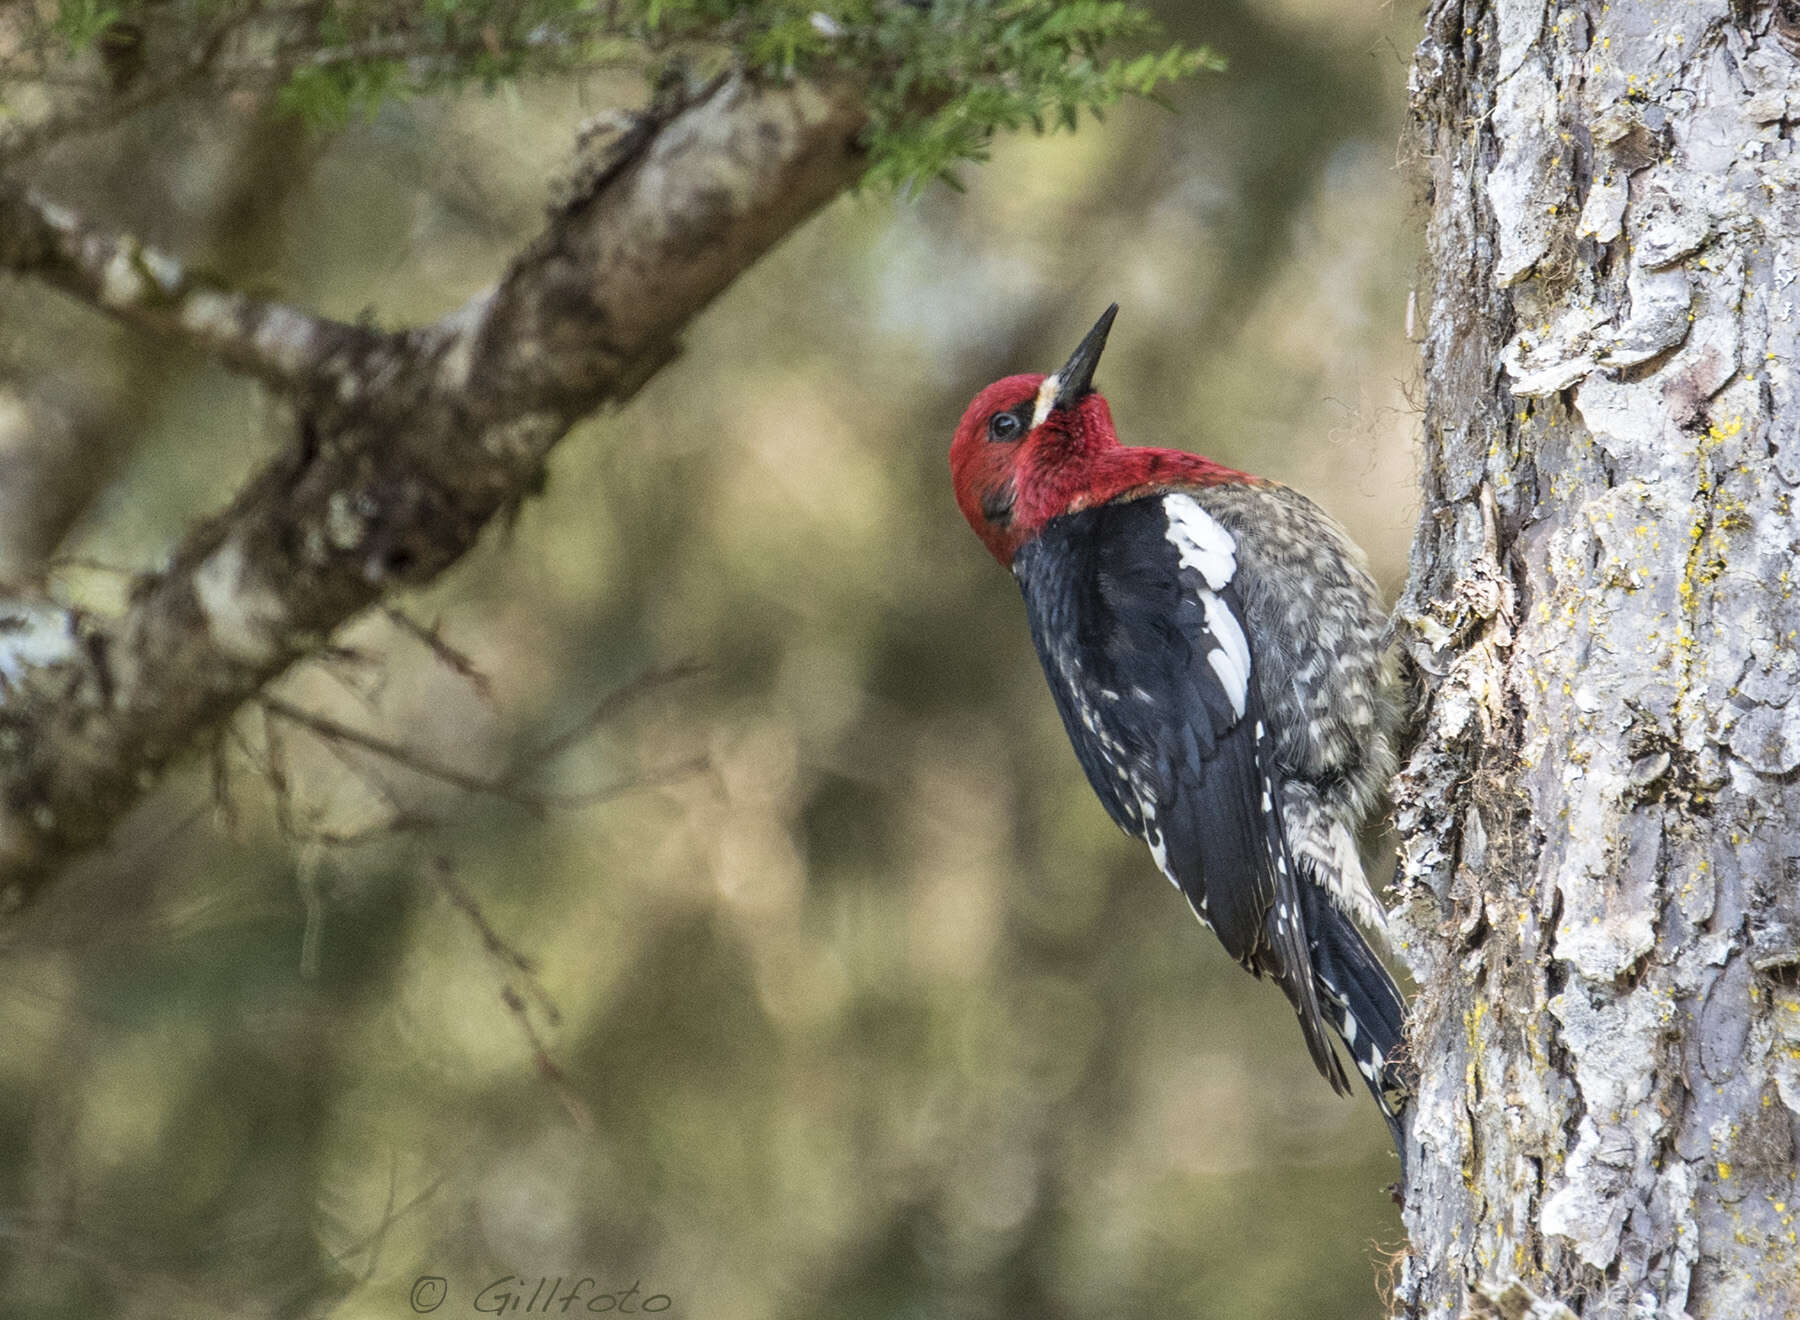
(1201, 591, 1252, 720)
(1162, 492, 1250, 717)
(1161, 495, 1252, 721)
(1161, 493, 1237, 590)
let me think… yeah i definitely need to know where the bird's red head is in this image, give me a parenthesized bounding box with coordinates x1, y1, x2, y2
(950, 305, 1248, 566)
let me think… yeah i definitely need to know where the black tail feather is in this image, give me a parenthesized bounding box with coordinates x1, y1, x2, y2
(1298, 879, 1411, 1164)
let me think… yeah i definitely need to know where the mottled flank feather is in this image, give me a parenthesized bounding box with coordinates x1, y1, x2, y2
(1280, 781, 1391, 943)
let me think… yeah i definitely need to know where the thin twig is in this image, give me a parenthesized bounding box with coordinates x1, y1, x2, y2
(311, 718, 409, 820)
(209, 725, 240, 839)
(296, 843, 326, 978)
(545, 755, 712, 808)
(431, 856, 591, 1128)
(325, 1167, 447, 1283)
(2, 57, 217, 160)
(505, 981, 594, 1130)
(504, 659, 704, 788)
(262, 707, 297, 839)
(430, 856, 540, 987)
(0, 5, 649, 161)
(382, 605, 495, 702)
(259, 694, 551, 815)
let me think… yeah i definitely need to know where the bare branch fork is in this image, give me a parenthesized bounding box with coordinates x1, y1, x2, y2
(0, 71, 868, 905)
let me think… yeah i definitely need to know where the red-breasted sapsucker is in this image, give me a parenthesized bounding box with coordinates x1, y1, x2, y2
(949, 305, 1408, 1153)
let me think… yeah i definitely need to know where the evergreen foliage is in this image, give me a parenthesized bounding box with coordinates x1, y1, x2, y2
(28, 0, 1218, 188)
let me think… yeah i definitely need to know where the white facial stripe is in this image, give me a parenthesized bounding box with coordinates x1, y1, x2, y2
(1031, 374, 1061, 428)
(1161, 493, 1237, 589)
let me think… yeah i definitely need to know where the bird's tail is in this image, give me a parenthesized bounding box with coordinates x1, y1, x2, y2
(1298, 878, 1411, 1162)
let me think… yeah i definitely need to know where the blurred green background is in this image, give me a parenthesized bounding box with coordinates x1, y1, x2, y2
(0, 1, 1423, 1316)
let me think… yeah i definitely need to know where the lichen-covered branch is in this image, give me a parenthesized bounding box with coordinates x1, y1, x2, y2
(0, 178, 386, 396)
(0, 109, 330, 582)
(1393, 2, 1800, 1316)
(0, 71, 867, 903)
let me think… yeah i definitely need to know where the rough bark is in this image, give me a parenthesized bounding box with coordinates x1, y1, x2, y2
(1394, 1, 1800, 1317)
(0, 72, 866, 904)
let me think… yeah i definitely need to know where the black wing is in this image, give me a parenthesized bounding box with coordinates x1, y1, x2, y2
(1013, 494, 1346, 1093)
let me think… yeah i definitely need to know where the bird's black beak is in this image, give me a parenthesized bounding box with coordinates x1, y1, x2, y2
(1051, 304, 1119, 413)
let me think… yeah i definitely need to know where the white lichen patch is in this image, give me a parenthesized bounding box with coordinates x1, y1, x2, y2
(1602, 262, 1693, 368)
(1577, 167, 1629, 244)
(1505, 240, 1705, 397)
(639, 78, 771, 225)
(139, 247, 183, 295)
(1589, 99, 1645, 147)
(1504, 347, 1600, 399)
(1502, 305, 1605, 398)
(1583, 481, 1665, 591)
(192, 537, 289, 666)
(249, 304, 321, 381)
(1773, 987, 1800, 1116)
(1489, 56, 1560, 287)
(1494, 0, 1550, 83)
(324, 490, 371, 552)
(1541, 985, 1670, 1266)
(1727, 695, 1800, 776)
(1744, 88, 1792, 126)
(1554, 815, 1661, 982)
(178, 289, 243, 343)
(0, 598, 83, 692)
(99, 245, 145, 308)
(1635, 206, 1712, 270)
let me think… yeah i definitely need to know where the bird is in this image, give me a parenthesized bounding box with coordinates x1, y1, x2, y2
(948, 304, 1409, 1154)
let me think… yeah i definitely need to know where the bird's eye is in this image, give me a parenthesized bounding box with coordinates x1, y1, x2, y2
(988, 411, 1022, 442)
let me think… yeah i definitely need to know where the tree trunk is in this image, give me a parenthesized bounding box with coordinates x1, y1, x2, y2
(1394, 1, 1800, 1316)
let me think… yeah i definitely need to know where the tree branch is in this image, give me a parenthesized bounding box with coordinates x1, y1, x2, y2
(0, 107, 330, 583)
(0, 71, 867, 904)
(0, 178, 386, 396)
